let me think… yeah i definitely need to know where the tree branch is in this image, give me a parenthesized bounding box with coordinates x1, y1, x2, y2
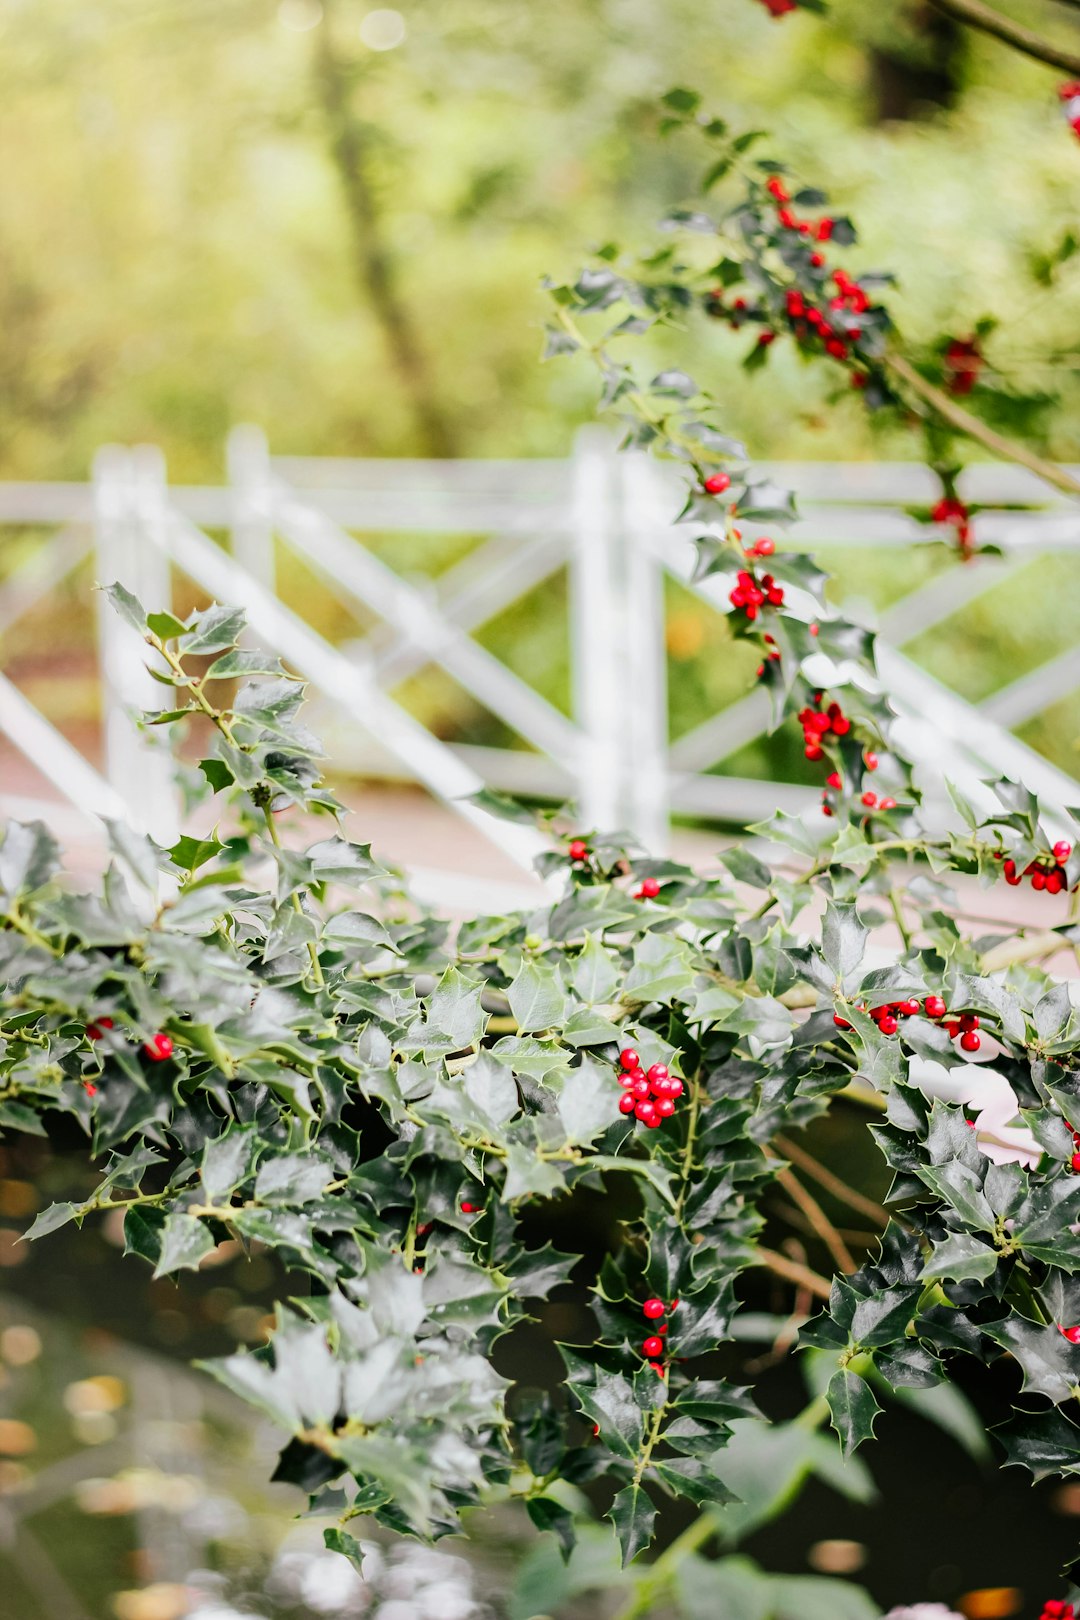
(313, 2, 459, 456)
(754, 1246, 833, 1301)
(886, 352, 1080, 499)
(773, 1135, 892, 1228)
(773, 1165, 857, 1273)
(925, 0, 1080, 76)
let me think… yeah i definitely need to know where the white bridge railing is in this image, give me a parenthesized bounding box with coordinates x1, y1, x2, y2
(1, 429, 1079, 888)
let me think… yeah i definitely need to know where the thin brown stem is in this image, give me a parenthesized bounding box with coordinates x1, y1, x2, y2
(754, 1246, 832, 1301)
(773, 1134, 892, 1229)
(772, 1163, 857, 1273)
(886, 352, 1080, 499)
(926, 0, 1080, 73)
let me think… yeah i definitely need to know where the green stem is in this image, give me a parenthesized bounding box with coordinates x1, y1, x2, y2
(888, 888, 913, 952)
(615, 1391, 831, 1620)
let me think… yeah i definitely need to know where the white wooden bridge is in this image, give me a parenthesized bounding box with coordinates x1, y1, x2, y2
(1, 427, 1079, 904)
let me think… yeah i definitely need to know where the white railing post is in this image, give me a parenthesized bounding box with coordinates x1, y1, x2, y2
(569, 428, 623, 835)
(227, 423, 275, 592)
(92, 445, 180, 842)
(619, 452, 670, 852)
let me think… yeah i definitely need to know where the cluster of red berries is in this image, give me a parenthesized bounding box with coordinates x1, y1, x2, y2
(1066, 1117, 1080, 1174)
(857, 787, 897, 813)
(931, 495, 973, 556)
(640, 1296, 677, 1377)
(1059, 81, 1080, 140)
(616, 1048, 685, 1128)
(943, 336, 982, 396)
(85, 1020, 173, 1062)
(729, 566, 784, 622)
(835, 996, 982, 1051)
(996, 842, 1072, 895)
(1040, 1602, 1076, 1620)
(799, 696, 850, 760)
(821, 752, 881, 817)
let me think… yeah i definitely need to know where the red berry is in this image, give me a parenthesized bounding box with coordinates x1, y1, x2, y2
(635, 1101, 658, 1124)
(946, 1020, 962, 1038)
(657, 1097, 676, 1118)
(1054, 841, 1072, 863)
(649, 1360, 666, 1376)
(1072, 1154, 1080, 1173)
(834, 1013, 851, 1029)
(638, 877, 661, 899)
(643, 1336, 664, 1357)
(619, 1093, 637, 1115)
(864, 752, 878, 771)
(810, 251, 825, 267)
(619, 1048, 639, 1070)
(924, 996, 946, 1019)
(647, 1064, 669, 1084)
(83, 1081, 98, 1097)
(1047, 871, 1065, 895)
(643, 1299, 665, 1319)
(753, 537, 776, 556)
(758, 331, 776, 348)
(831, 716, 851, 735)
(878, 1015, 898, 1036)
(960, 1031, 981, 1053)
(879, 797, 896, 810)
(959, 1013, 979, 1031)
(568, 839, 588, 862)
(667, 1078, 684, 1099)
(144, 1033, 173, 1062)
(1032, 870, 1046, 891)
(461, 1201, 478, 1213)
(825, 771, 842, 790)
(632, 1077, 650, 1100)
(809, 622, 819, 635)
(704, 472, 731, 495)
(899, 999, 920, 1017)
(861, 791, 877, 808)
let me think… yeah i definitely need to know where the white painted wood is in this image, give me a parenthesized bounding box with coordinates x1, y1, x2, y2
(227, 423, 276, 592)
(569, 428, 623, 834)
(155, 506, 550, 877)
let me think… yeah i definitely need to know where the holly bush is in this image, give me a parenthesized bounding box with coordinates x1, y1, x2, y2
(6, 104, 1080, 1620)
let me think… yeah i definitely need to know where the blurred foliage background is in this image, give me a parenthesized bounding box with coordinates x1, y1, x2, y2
(4, 0, 1080, 781)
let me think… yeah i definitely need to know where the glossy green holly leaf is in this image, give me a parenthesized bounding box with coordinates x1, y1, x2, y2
(981, 1317, 1080, 1402)
(508, 959, 568, 1033)
(607, 1483, 657, 1566)
(153, 1211, 215, 1277)
(525, 1495, 577, 1562)
(921, 1231, 999, 1284)
(994, 1406, 1080, 1482)
(0, 820, 61, 903)
(560, 1349, 644, 1460)
(826, 1370, 881, 1457)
